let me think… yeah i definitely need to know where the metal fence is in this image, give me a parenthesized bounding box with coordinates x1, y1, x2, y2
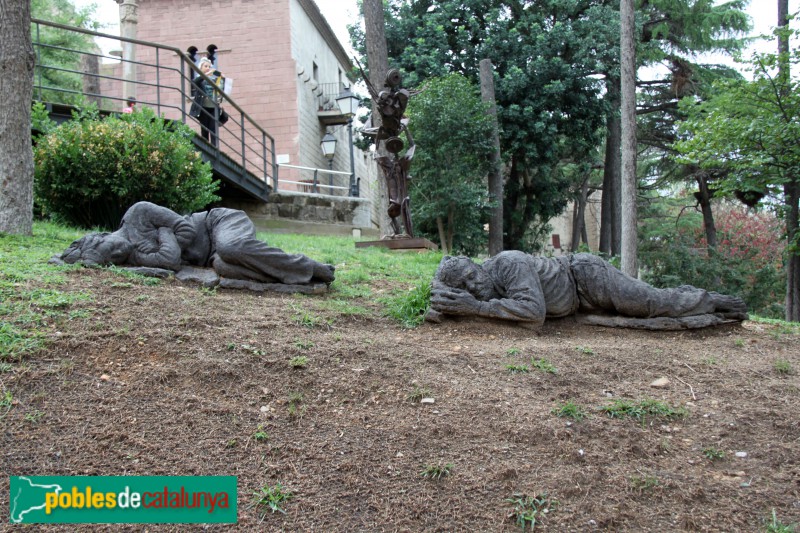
(315, 82, 348, 111)
(277, 164, 357, 196)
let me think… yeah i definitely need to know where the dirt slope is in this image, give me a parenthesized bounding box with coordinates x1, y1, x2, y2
(2, 267, 799, 531)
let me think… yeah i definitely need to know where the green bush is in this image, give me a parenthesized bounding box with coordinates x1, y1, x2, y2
(34, 106, 219, 229)
(639, 198, 785, 318)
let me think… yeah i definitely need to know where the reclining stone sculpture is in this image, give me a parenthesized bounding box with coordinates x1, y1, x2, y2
(428, 251, 748, 330)
(54, 202, 335, 292)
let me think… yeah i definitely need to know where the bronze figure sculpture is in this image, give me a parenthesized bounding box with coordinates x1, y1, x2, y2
(361, 67, 415, 237)
(56, 202, 335, 287)
(428, 251, 748, 330)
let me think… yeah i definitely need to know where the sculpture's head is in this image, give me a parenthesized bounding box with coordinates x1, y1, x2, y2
(61, 232, 132, 266)
(385, 68, 402, 89)
(435, 256, 497, 300)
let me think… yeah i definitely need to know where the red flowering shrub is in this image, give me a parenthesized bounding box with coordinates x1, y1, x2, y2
(640, 201, 785, 318)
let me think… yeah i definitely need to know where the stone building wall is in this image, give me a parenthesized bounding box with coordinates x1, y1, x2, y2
(545, 193, 602, 255)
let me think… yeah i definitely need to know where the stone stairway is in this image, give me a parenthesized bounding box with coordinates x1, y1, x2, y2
(222, 190, 379, 238)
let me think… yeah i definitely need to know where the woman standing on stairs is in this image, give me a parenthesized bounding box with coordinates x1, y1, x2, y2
(190, 58, 225, 146)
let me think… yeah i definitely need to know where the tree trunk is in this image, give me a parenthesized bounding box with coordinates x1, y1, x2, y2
(696, 173, 717, 248)
(785, 180, 800, 322)
(778, 0, 798, 321)
(502, 156, 536, 250)
(600, 76, 621, 256)
(0, 0, 36, 235)
(436, 216, 449, 255)
(571, 174, 590, 252)
(778, 0, 789, 59)
(362, 0, 392, 237)
(480, 59, 504, 257)
(446, 207, 455, 254)
(620, 0, 638, 276)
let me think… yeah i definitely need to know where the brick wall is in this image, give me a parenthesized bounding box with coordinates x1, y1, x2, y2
(124, 0, 375, 207)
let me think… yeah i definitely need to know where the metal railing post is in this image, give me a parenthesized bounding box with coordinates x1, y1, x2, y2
(262, 132, 268, 193)
(155, 48, 161, 115)
(180, 60, 186, 123)
(213, 106, 220, 153)
(35, 23, 42, 101)
(271, 138, 278, 191)
(241, 111, 246, 179)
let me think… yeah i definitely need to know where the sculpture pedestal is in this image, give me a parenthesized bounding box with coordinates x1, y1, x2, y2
(355, 237, 438, 252)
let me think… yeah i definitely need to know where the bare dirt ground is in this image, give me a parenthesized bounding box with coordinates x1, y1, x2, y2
(2, 266, 799, 531)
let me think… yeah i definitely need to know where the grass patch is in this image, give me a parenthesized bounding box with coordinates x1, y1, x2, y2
(0, 389, 14, 420)
(600, 399, 688, 422)
(289, 356, 308, 369)
(293, 339, 315, 350)
(765, 508, 797, 533)
(252, 425, 269, 442)
(506, 363, 530, 374)
(702, 447, 726, 461)
(0, 323, 45, 362)
(24, 409, 45, 424)
(106, 267, 163, 286)
(382, 280, 431, 328)
(0, 222, 91, 361)
(506, 492, 556, 530)
(630, 474, 660, 492)
(407, 385, 432, 403)
(774, 359, 793, 376)
(552, 400, 588, 421)
(290, 304, 332, 329)
(750, 316, 800, 336)
(531, 357, 557, 374)
(265, 233, 441, 308)
(420, 463, 453, 480)
(253, 483, 293, 515)
(313, 298, 371, 317)
(287, 392, 305, 419)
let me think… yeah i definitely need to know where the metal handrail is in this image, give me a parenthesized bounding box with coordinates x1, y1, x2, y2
(30, 17, 277, 194)
(278, 163, 353, 196)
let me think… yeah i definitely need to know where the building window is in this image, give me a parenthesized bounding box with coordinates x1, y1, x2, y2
(312, 62, 319, 83)
(552, 234, 561, 249)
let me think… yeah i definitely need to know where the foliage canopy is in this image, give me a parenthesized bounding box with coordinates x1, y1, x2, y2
(674, 39, 800, 321)
(405, 73, 495, 255)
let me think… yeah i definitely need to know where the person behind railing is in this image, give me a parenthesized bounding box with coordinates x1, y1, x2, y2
(122, 97, 136, 113)
(190, 58, 225, 146)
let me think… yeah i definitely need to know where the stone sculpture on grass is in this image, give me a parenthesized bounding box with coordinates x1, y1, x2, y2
(53, 201, 335, 294)
(427, 251, 748, 330)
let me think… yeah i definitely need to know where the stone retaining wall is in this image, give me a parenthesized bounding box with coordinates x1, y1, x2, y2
(221, 191, 374, 232)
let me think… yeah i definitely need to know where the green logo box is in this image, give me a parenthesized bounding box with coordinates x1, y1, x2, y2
(9, 476, 237, 524)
